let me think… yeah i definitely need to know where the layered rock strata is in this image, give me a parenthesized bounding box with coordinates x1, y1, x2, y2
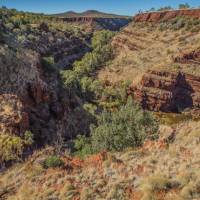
(132, 70, 200, 112)
(134, 9, 200, 22)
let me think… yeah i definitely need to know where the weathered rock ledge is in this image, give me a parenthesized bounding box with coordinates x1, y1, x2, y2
(62, 17, 131, 31)
(131, 70, 200, 112)
(134, 9, 200, 22)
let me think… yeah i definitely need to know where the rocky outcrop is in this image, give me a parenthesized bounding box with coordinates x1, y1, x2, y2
(0, 10, 97, 144)
(174, 49, 200, 64)
(62, 17, 131, 31)
(2, 21, 91, 70)
(131, 70, 200, 112)
(134, 9, 200, 22)
(0, 94, 29, 136)
(24, 28, 90, 70)
(0, 46, 92, 144)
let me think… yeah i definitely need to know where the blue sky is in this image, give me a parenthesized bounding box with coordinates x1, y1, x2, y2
(0, 0, 200, 16)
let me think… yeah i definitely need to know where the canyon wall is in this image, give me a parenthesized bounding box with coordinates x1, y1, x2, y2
(131, 70, 200, 112)
(62, 17, 131, 31)
(0, 24, 93, 144)
(134, 9, 200, 22)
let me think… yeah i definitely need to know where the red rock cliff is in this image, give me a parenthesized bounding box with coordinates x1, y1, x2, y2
(62, 17, 131, 31)
(134, 9, 200, 22)
(131, 70, 200, 112)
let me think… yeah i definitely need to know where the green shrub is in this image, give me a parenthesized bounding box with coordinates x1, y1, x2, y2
(92, 30, 116, 50)
(74, 135, 92, 158)
(61, 70, 79, 90)
(74, 98, 159, 156)
(172, 18, 186, 30)
(80, 76, 103, 100)
(43, 155, 64, 169)
(160, 16, 200, 32)
(158, 6, 173, 11)
(99, 81, 130, 110)
(179, 3, 190, 9)
(24, 130, 34, 146)
(0, 134, 24, 164)
(0, 131, 34, 164)
(41, 56, 56, 73)
(91, 98, 158, 152)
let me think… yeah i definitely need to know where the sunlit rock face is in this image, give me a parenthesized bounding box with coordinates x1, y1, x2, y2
(134, 9, 200, 22)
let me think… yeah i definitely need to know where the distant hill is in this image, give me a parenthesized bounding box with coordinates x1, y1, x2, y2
(53, 10, 130, 19)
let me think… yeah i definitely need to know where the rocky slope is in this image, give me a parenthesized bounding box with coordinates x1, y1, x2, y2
(131, 70, 200, 112)
(62, 17, 131, 31)
(98, 16, 200, 112)
(0, 9, 93, 144)
(131, 49, 200, 112)
(134, 9, 200, 22)
(1, 120, 200, 200)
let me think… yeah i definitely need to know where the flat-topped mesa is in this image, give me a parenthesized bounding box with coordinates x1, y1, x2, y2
(134, 9, 200, 22)
(131, 70, 200, 112)
(62, 17, 131, 31)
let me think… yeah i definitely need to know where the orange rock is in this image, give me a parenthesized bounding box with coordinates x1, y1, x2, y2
(0, 94, 29, 135)
(131, 70, 200, 112)
(134, 9, 200, 23)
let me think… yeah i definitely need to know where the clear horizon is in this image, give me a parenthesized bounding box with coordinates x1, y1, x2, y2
(0, 0, 200, 16)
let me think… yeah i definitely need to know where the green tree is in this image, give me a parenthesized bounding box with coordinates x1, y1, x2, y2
(92, 30, 116, 50)
(43, 155, 64, 169)
(24, 130, 34, 146)
(179, 3, 190, 9)
(0, 131, 34, 164)
(158, 6, 173, 11)
(61, 70, 79, 90)
(91, 98, 158, 152)
(0, 134, 24, 164)
(74, 99, 159, 156)
(41, 56, 56, 73)
(74, 135, 92, 158)
(61, 30, 115, 98)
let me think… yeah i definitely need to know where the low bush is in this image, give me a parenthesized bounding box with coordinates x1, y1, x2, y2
(74, 98, 159, 156)
(74, 135, 92, 158)
(43, 155, 64, 169)
(41, 56, 56, 73)
(159, 16, 200, 32)
(61, 70, 79, 90)
(0, 131, 34, 165)
(92, 30, 115, 50)
(24, 130, 34, 146)
(0, 134, 24, 164)
(91, 98, 158, 152)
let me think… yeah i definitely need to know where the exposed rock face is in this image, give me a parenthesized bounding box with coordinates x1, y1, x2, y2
(174, 49, 200, 64)
(0, 94, 29, 136)
(1, 22, 91, 70)
(134, 9, 200, 22)
(0, 48, 50, 140)
(23, 27, 90, 70)
(62, 17, 131, 31)
(0, 9, 97, 143)
(0, 42, 92, 144)
(131, 70, 200, 112)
